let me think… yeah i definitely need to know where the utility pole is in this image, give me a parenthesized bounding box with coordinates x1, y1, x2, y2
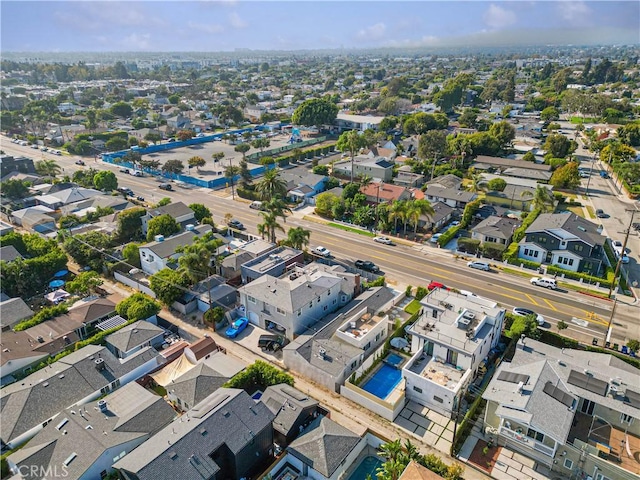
(228, 158, 236, 200)
(584, 154, 596, 197)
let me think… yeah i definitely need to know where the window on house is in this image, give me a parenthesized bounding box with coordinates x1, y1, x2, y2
(341, 295, 347, 302)
(413, 386, 423, 394)
(526, 428, 544, 442)
(141, 251, 146, 257)
(595, 474, 612, 480)
(248, 296, 256, 304)
(539, 236, 547, 243)
(297, 310, 301, 316)
(276, 307, 285, 315)
(534, 251, 539, 258)
(364, 342, 371, 351)
(563, 459, 573, 470)
(148, 255, 155, 262)
(621, 413, 634, 425)
(433, 396, 443, 403)
(333, 299, 336, 305)
(584, 262, 592, 270)
(432, 309, 438, 318)
(323, 305, 327, 311)
(309, 302, 313, 308)
(568, 259, 574, 266)
(575, 244, 584, 252)
(351, 361, 357, 369)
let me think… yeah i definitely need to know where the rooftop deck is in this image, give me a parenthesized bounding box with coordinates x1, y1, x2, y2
(340, 311, 385, 339)
(406, 353, 464, 390)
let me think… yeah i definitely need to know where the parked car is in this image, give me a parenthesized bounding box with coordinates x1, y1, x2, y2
(258, 334, 289, 352)
(427, 281, 448, 291)
(227, 219, 245, 230)
(355, 260, 380, 273)
(225, 317, 249, 338)
(579, 171, 590, 178)
(467, 261, 490, 271)
(374, 236, 393, 245)
(314, 246, 331, 257)
(136, 196, 145, 202)
(599, 171, 609, 179)
(530, 277, 557, 289)
(117, 187, 134, 196)
(158, 183, 172, 191)
(75, 160, 85, 166)
(120, 168, 130, 174)
(430, 233, 442, 243)
(596, 209, 606, 218)
(512, 307, 545, 326)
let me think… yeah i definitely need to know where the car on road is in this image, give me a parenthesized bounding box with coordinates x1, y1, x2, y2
(131, 170, 143, 177)
(258, 334, 289, 352)
(30, 144, 39, 149)
(355, 260, 380, 273)
(596, 209, 606, 218)
(314, 246, 331, 257)
(225, 317, 249, 338)
(117, 187, 134, 196)
(374, 236, 393, 245)
(530, 277, 557, 289)
(599, 171, 609, 179)
(75, 160, 85, 166)
(249, 201, 264, 210)
(136, 196, 145, 202)
(467, 261, 490, 271)
(158, 183, 172, 191)
(512, 307, 545, 326)
(120, 168, 130, 174)
(428, 281, 448, 291)
(612, 240, 624, 256)
(227, 219, 245, 230)
(579, 171, 590, 178)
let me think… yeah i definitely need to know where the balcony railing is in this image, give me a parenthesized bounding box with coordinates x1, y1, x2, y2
(500, 427, 554, 457)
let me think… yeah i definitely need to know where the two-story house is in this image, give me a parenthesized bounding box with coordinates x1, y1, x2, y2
(238, 263, 358, 340)
(333, 156, 395, 183)
(483, 338, 639, 480)
(484, 184, 547, 211)
(141, 202, 195, 236)
(517, 212, 605, 275)
(403, 289, 505, 416)
(139, 224, 212, 275)
(105, 320, 165, 359)
(335, 113, 384, 132)
(241, 246, 304, 284)
(113, 389, 275, 480)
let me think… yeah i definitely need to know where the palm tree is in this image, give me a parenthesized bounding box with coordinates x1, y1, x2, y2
(388, 200, 407, 233)
(256, 168, 288, 200)
(258, 211, 285, 243)
(521, 185, 555, 212)
(285, 227, 310, 250)
(378, 440, 403, 463)
(224, 164, 241, 199)
(409, 199, 435, 234)
(35, 159, 61, 178)
(467, 168, 483, 193)
(358, 174, 373, 188)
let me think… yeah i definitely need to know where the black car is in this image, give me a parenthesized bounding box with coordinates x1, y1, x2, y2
(117, 187, 134, 196)
(75, 160, 85, 166)
(596, 209, 606, 218)
(355, 260, 380, 273)
(258, 334, 288, 352)
(158, 183, 172, 191)
(227, 219, 245, 230)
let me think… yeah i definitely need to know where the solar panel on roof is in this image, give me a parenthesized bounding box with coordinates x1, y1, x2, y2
(96, 315, 128, 331)
(543, 381, 576, 408)
(624, 389, 640, 408)
(497, 371, 530, 384)
(567, 370, 608, 396)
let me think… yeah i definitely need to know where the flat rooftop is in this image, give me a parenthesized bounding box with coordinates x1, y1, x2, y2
(406, 354, 464, 390)
(244, 247, 301, 273)
(339, 310, 385, 340)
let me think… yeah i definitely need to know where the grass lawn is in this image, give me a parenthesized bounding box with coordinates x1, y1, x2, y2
(327, 222, 376, 237)
(570, 116, 597, 124)
(585, 205, 596, 219)
(500, 267, 535, 278)
(404, 299, 422, 315)
(567, 205, 584, 217)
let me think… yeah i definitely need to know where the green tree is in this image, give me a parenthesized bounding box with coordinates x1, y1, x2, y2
(540, 106, 560, 122)
(122, 242, 141, 268)
(105, 136, 128, 151)
(486, 178, 507, 192)
(147, 214, 180, 242)
(212, 151, 226, 164)
(224, 164, 241, 199)
(544, 133, 576, 159)
(188, 203, 211, 222)
(256, 168, 288, 200)
(550, 162, 581, 190)
(93, 170, 118, 191)
(284, 227, 311, 250)
(188, 156, 206, 172)
(408, 199, 435, 234)
(1, 179, 30, 199)
(234, 143, 251, 161)
(116, 293, 161, 321)
(522, 151, 536, 162)
(291, 98, 339, 129)
(176, 130, 194, 142)
(168, 94, 180, 104)
(66, 271, 103, 295)
(109, 101, 133, 118)
(489, 121, 516, 151)
(35, 159, 61, 178)
(521, 186, 555, 212)
(149, 268, 189, 305)
(144, 132, 162, 144)
(336, 130, 366, 182)
(176, 232, 223, 283)
(59, 214, 82, 229)
(63, 231, 112, 271)
(162, 159, 185, 176)
(115, 207, 146, 242)
(251, 137, 270, 153)
(314, 192, 341, 218)
(238, 159, 253, 189)
(258, 199, 291, 243)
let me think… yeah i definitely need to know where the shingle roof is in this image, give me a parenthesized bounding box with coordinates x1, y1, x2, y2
(0, 345, 161, 445)
(144, 225, 212, 258)
(473, 215, 521, 240)
(261, 384, 318, 437)
(0, 245, 23, 262)
(526, 212, 604, 247)
(7, 383, 175, 480)
(148, 202, 194, 220)
(287, 416, 361, 477)
(425, 174, 463, 190)
(167, 362, 230, 408)
(424, 185, 476, 203)
(421, 201, 454, 224)
(0, 297, 34, 329)
(113, 389, 274, 480)
(65, 297, 116, 324)
(474, 155, 551, 171)
(106, 321, 164, 354)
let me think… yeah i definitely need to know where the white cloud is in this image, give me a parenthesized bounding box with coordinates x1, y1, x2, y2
(121, 33, 151, 50)
(556, 1, 591, 25)
(188, 22, 224, 34)
(228, 12, 247, 28)
(483, 4, 517, 29)
(356, 22, 386, 41)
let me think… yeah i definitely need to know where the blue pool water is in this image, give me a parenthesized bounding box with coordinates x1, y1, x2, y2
(347, 456, 384, 480)
(385, 353, 404, 367)
(362, 364, 402, 399)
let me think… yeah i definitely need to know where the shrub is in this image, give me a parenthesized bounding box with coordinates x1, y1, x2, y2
(362, 276, 385, 289)
(457, 237, 480, 254)
(546, 265, 613, 288)
(512, 208, 541, 242)
(14, 304, 69, 331)
(405, 285, 413, 297)
(415, 286, 428, 301)
(223, 360, 294, 391)
(480, 241, 506, 260)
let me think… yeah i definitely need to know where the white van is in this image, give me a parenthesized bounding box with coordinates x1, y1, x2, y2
(249, 201, 264, 210)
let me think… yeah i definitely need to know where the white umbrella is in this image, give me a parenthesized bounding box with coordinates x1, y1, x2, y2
(390, 337, 409, 349)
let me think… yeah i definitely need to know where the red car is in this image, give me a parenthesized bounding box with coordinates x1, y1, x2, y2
(428, 281, 448, 291)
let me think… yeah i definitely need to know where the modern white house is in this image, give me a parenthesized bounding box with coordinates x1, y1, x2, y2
(402, 289, 505, 416)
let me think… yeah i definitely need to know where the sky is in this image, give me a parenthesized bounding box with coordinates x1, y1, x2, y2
(1, 1, 638, 52)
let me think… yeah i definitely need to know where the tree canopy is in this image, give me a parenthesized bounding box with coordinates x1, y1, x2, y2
(146, 214, 180, 241)
(291, 98, 338, 128)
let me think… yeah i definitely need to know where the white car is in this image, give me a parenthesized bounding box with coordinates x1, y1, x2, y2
(467, 261, 490, 271)
(374, 236, 393, 245)
(512, 307, 545, 326)
(314, 246, 331, 257)
(530, 277, 557, 289)
(430, 233, 442, 243)
(612, 240, 623, 256)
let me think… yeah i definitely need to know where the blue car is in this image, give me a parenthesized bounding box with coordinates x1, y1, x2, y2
(226, 317, 249, 338)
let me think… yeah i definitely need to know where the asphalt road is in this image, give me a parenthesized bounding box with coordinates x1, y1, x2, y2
(3, 139, 638, 346)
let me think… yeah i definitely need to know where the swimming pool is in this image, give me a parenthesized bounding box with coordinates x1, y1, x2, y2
(385, 353, 404, 368)
(347, 456, 383, 480)
(361, 364, 402, 399)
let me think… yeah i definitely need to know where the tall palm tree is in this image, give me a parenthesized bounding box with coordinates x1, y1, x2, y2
(35, 159, 61, 178)
(224, 164, 241, 199)
(467, 168, 483, 193)
(256, 168, 288, 200)
(378, 440, 403, 463)
(258, 211, 285, 243)
(285, 227, 311, 250)
(409, 199, 435, 234)
(388, 200, 407, 233)
(521, 185, 555, 212)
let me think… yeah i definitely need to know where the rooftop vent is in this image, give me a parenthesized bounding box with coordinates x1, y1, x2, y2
(98, 400, 108, 413)
(95, 358, 105, 371)
(154, 234, 165, 242)
(517, 381, 525, 393)
(186, 224, 195, 231)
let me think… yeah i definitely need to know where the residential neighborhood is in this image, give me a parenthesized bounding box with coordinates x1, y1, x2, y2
(1, 4, 639, 480)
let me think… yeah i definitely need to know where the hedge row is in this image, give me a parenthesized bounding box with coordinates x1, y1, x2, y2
(437, 199, 482, 247)
(13, 304, 69, 331)
(75, 130, 128, 142)
(512, 208, 541, 243)
(546, 264, 614, 288)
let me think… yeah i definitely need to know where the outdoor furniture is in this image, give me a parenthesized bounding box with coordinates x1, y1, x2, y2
(592, 338, 598, 346)
(621, 346, 629, 354)
(613, 343, 619, 351)
(605, 341, 611, 349)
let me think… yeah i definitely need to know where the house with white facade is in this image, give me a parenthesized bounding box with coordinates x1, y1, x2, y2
(238, 263, 359, 339)
(336, 113, 384, 132)
(141, 202, 195, 236)
(105, 320, 165, 359)
(402, 289, 505, 416)
(139, 224, 212, 275)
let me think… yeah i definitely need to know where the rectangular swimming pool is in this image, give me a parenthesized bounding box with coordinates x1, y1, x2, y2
(346, 456, 383, 480)
(361, 364, 402, 399)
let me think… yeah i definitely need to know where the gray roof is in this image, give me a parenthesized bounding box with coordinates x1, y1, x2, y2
(106, 321, 164, 354)
(261, 384, 318, 437)
(473, 215, 521, 240)
(113, 389, 274, 480)
(288, 416, 361, 477)
(421, 201, 454, 224)
(474, 155, 551, 171)
(148, 202, 194, 220)
(7, 383, 175, 480)
(167, 362, 231, 408)
(0, 245, 23, 262)
(0, 297, 34, 329)
(280, 170, 327, 189)
(424, 185, 476, 203)
(486, 184, 539, 202)
(0, 345, 161, 445)
(501, 168, 552, 181)
(484, 339, 640, 442)
(291, 287, 396, 377)
(526, 212, 604, 247)
(144, 224, 212, 258)
(425, 174, 462, 190)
